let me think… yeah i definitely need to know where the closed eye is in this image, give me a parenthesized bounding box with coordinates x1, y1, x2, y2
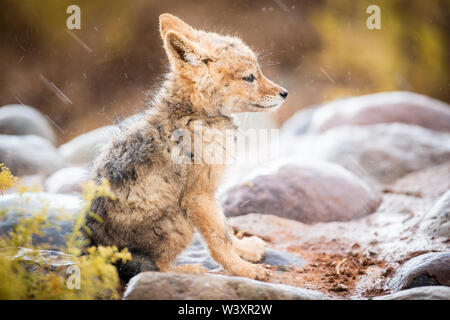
(242, 74, 255, 83)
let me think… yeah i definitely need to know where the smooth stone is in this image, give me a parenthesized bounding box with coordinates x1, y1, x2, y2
(0, 104, 57, 144)
(0, 134, 65, 176)
(419, 191, 450, 238)
(389, 252, 450, 292)
(221, 160, 381, 223)
(281, 92, 450, 136)
(284, 123, 450, 184)
(374, 286, 450, 300)
(58, 126, 116, 166)
(45, 167, 88, 195)
(123, 272, 330, 300)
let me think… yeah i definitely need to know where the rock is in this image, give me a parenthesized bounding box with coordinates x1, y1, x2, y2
(0, 247, 74, 273)
(0, 192, 81, 247)
(0, 135, 65, 176)
(175, 233, 221, 271)
(387, 162, 450, 200)
(0, 104, 57, 144)
(282, 92, 450, 136)
(123, 272, 330, 300)
(419, 191, 450, 238)
(374, 286, 450, 300)
(280, 106, 317, 136)
(285, 123, 450, 185)
(45, 167, 88, 195)
(175, 233, 304, 271)
(263, 248, 304, 267)
(389, 252, 450, 292)
(221, 160, 381, 223)
(58, 126, 116, 166)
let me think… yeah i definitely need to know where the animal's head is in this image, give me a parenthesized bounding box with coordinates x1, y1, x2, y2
(159, 13, 288, 116)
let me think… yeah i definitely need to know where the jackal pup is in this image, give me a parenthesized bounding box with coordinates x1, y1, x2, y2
(85, 14, 288, 280)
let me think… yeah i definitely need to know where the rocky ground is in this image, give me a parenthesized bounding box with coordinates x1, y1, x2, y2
(0, 91, 449, 300)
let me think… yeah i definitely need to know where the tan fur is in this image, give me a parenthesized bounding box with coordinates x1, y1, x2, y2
(84, 14, 287, 281)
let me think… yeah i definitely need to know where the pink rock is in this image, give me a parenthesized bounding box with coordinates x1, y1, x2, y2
(221, 161, 381, 224)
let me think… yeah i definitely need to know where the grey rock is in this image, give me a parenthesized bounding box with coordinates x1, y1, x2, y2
(0, 104, 57, 144)
(0, 134, 65, 176)
(45, 167, 88, 195)
(263, 248, 304, 267)
(286, 123, 450, 184)
(222, 160, 380, 223)
(58, 126, 116, 166)
(0, 247, 74, 273)
(175, 233, 221, 271)
(374, 286, 450, 300)
(389, 252, 450, 292)
(123, 272, 330, 300)
(0, 192, 81, 247)
(419, 191, 450, 238)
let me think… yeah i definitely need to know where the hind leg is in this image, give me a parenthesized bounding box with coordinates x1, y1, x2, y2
(116, 250, 159, 281)
(152, 214, 202, 273)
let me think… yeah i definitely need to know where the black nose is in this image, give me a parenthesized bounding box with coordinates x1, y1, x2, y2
(280, 90, 288, 99)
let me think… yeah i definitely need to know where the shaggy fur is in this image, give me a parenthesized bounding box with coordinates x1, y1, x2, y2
(84, 13, 288, 281)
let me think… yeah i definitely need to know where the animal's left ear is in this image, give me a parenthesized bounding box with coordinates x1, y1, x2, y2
(159, 13, 195, 39)
(164, 31, 204, 67)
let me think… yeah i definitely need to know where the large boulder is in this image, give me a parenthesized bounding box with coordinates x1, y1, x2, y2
(45, 167, 88, 195)
(123, 272, 330, 300)
(0, 134, 65, 176)
(58, 126, 115, 166)
(281, 92, 450, 136)
(374, 286, 450, 300)
(284, 123, 450, 185)
(221, 161, 381, 223)
(419, 191, 450, 238)
(0, 104, 57, 144)
(389, 252, 450, 292)
(0, 192, 81, 247)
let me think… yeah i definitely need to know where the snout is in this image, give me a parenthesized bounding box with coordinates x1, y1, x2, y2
(279, 90, 288, 99)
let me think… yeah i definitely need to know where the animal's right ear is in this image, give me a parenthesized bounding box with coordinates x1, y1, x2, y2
(159, 13, 195, 39)
(164, 31, 204, 67)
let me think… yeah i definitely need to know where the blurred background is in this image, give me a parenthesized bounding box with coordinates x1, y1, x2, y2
(0, 0, 448, 144)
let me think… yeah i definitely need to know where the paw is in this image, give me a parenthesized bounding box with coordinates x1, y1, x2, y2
(230, 262, 271, 281)
(246, 264, 271, 281)
(236, 236, 267, 263)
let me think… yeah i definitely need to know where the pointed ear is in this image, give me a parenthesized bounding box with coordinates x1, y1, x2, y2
(159, 13, 195, 39)
(164, 31, 204, 67)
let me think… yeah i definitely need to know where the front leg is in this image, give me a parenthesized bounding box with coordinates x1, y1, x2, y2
(182, 194, 270, 281)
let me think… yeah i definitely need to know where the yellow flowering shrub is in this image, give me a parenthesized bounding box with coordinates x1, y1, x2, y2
(0, 164, 131, 299)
